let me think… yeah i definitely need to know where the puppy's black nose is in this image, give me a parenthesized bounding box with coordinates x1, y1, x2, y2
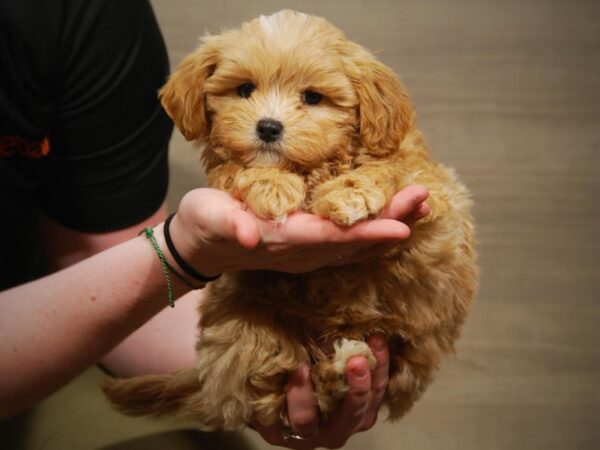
(256, 118, 283, 143)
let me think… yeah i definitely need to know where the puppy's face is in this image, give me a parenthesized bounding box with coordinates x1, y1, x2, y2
(203, 14, 359, 169)
(160, 10, 414, 170)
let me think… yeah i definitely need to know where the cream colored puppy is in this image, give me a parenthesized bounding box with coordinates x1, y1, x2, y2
(104, 10, 478, 430)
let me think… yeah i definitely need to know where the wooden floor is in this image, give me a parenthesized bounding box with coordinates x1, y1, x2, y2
(156, 0, 600, 449)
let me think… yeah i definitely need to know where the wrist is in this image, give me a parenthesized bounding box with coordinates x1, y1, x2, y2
(161, 213, 223, 281)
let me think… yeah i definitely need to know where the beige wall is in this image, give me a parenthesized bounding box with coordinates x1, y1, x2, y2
(154, 1, 600, 449)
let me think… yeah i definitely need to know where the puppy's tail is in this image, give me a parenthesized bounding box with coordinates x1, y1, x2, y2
(102, 368, 200, 419)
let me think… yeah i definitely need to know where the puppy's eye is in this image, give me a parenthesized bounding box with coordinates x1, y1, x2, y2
(302, 91, 323, 105)
(237, 83, 256, 98)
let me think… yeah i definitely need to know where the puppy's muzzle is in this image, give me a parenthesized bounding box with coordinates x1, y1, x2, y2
(256, 118, 283, 143)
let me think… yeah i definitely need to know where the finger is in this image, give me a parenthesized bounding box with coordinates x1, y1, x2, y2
(320, 357, 371, 447)
(188, 189, 253, 242)
(228, 209, 260, 249)
(358, 335, 390, 431)
(286, 364, 319, 438)
(342, 357, 372, 424)
(404, 201, 431, 226)
(280, 213, 411, 246)
(382, 185, 429, 221)
(346, 218, 411, 242)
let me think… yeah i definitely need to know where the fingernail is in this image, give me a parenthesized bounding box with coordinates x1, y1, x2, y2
(302, 363, 310, 379)
(288, 364, 307, 387)
(352, 365, 368, 378)
(372, 338, 386, 352)
(417, 186, 429, 200)
(297, 363, 310, 382)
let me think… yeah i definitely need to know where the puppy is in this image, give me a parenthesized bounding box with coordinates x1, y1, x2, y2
(103, 10, 478, 430)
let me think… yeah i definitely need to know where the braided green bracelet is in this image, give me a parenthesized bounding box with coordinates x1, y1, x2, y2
(142, 227, 175, 308)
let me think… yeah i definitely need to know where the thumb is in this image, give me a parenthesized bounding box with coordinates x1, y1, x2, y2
(382, 185, 429, 221)
(227, 209, 260, 249)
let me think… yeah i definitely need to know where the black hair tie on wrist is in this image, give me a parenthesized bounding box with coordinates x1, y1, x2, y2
(164, 212, 221, 283)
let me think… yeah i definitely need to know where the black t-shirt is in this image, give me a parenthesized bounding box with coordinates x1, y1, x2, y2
(0, 0, 173, 232)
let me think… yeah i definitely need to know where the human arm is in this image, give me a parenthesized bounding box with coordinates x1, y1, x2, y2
(36, 202, 199, 377)
(165, 186, 427, 448)
(0, 219, 188, 419)
(32, 180, 429, 377)
(0, 185, 428, 420)
(165, 185, 429, 276)
(98, 184, 429, 377)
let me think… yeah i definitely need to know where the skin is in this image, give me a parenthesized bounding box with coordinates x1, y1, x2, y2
(255, 335, 391, 449)
(0, 185, 429, 448)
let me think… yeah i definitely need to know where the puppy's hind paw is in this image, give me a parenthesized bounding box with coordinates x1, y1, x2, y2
(312, 339, 376, 416)
(332, 338, 377, 374)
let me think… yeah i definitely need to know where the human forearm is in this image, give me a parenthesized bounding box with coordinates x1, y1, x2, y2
(36, 202, 194, 377)
(0, 226, 187, 418)
(0, 186, 429, 419)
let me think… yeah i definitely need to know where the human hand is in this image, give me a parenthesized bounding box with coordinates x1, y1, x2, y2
(166, 185, 429, 276)
(252, 335, 390, 449)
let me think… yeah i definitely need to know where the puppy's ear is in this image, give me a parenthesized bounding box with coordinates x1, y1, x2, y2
(343, 44, 414, 156)
(159, 39, 220, 141)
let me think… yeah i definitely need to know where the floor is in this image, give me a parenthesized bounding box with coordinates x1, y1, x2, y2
(154, 0, 600, 449)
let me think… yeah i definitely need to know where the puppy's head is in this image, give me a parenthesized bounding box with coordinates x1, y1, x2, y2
(160, 10, 414, 169)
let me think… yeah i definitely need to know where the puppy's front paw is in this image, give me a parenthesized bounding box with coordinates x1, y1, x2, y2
(234, 170, 305, 222)
(311, 176, 388, 225)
